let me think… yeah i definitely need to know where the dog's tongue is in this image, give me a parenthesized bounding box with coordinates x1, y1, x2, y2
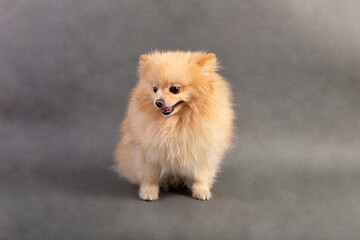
(162, 107, 171, 112)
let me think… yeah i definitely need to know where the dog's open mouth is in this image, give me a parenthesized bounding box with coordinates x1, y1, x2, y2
(161, 100, 184, 115)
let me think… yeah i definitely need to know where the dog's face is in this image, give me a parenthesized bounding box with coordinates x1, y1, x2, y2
(137, 51, 217, 116)
(151, 81, 186, 116)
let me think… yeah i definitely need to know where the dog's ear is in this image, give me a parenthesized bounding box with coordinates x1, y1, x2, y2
(139, 54, 149, 64)
(197, 53, 218, 72)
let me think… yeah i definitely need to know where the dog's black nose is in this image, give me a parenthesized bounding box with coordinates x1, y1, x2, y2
(155, 99, 165, 108)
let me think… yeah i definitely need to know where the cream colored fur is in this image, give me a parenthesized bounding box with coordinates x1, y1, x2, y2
(114, 50, 234, 201)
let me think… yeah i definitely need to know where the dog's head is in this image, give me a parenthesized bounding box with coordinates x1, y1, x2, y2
(136, 51, 219, 116)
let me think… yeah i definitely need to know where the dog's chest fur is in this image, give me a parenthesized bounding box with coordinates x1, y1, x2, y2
(140, 115, 213, 173)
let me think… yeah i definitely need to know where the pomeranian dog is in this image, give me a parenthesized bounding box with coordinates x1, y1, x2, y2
(114, 50, 234, 201)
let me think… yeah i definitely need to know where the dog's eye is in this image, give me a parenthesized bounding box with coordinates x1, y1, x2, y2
(153, 87, 158, 93)
(169, 86, 180, 94)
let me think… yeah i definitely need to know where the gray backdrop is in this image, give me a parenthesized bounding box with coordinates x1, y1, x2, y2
(1, 0, 360, 239)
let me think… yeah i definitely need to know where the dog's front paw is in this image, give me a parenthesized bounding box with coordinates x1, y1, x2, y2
(192, 189, 212, 201)
(192, 181, 212, 201)
(139, 184, 159, 201)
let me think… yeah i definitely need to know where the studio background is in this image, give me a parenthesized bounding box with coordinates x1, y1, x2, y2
(1, 0, 359, 239)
